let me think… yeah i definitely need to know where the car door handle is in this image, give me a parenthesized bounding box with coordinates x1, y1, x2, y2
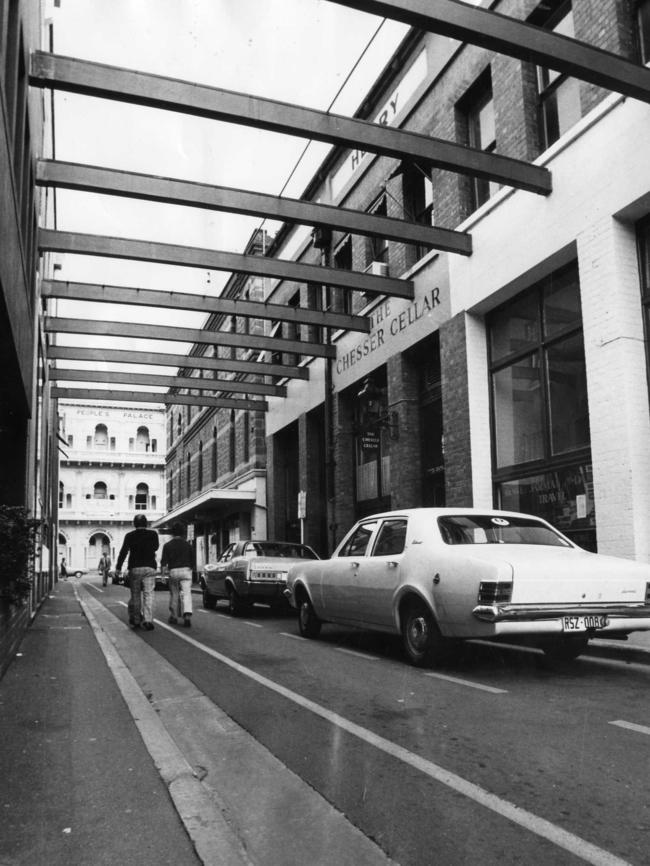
(350, 561, 360, 568)
(387, 561, 398, 569)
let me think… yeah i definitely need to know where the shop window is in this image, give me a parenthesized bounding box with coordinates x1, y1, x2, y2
(488, 262, 594, 548)
(460, 71, 497, 211)
(533, 1, 581, 150)
(638, 0, 650, 63)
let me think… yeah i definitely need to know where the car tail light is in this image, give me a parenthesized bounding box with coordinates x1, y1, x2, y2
(477, 581, 512, 604)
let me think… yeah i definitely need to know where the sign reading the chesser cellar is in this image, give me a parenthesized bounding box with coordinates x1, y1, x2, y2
(335, 286, 442, 378)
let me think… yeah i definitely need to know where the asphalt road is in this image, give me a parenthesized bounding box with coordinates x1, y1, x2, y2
(88, 577, 650, 866)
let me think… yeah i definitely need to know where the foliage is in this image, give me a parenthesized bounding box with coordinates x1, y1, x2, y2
(0, 505, 40, 605)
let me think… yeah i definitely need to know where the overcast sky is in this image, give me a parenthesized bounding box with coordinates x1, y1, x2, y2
(45, 0, 408, 388)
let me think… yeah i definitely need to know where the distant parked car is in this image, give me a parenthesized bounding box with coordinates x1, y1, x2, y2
(67, 565, 87, 578)
(284, 508, 650, 667)
(154, 571, 168, 591)
(202, 540, 320, 616)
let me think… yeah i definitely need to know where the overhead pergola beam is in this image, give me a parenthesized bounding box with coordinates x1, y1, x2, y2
(51, 387, 268, 410)
(29, 52, 551, 196)
(36, 160, 472, 255)
(327, 0, 650, 103)
(41, 278, 370, 333)
(38, 229, 415, 300)
(47, 345, 310, 380)
(50, 367, 287, 397)
(44, 316, 337, 359)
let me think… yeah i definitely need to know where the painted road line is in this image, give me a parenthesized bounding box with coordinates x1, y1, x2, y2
(336, 647, 380, 661)
(163, 627, 630, 866)
(86, 583, 103, 593)
(610, 720, 650, 737)
(280, 632, 306, 641)
(242, 621, 263, 628)
(424, 672, 508, 694)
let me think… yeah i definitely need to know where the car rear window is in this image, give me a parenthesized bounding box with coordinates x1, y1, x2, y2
(243, 542, 319, 559)
(437, 515, 571, 547)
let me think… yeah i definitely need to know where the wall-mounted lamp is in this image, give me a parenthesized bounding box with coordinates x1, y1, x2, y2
(357, 377, 399, 441)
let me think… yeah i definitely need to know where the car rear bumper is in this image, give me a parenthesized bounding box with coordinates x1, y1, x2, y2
(473, 603, 650, 635)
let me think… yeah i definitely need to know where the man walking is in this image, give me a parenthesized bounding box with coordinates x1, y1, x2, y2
(98, 550, 111, 587)
(115, 514, 159, 630)
(160, 522, 194, 627)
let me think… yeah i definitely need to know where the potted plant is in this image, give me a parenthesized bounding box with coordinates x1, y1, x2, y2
(0, 505, 40, 606)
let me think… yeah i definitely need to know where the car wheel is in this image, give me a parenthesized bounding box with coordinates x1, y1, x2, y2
(401, 600, 445, 667)
(227, 586, 250, 617)
(74, 570, 83, 578)
(297, 595, 321, 638)
(203, 588, 217, 610)
(543, 636, 588, 664)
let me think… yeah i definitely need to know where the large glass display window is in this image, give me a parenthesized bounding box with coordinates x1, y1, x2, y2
(488, 262, 595, 549)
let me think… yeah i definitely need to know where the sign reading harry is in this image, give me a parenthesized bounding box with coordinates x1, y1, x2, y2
(336, 286, 441, 376)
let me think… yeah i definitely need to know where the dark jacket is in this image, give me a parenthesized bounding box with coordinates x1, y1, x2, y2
(161, 537, 193, 570)
(116, 528, 159, 571)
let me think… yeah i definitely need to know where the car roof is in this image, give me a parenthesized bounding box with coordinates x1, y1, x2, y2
(353, 507, 548, 522)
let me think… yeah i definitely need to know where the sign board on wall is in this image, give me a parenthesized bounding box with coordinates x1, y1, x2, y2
(331, 50, 428, 200)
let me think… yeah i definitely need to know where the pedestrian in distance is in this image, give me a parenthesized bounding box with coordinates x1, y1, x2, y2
(98, 550, 111, 587)
(161, 522, 194, 628)
(59, 557, 67, 580)
(115, 514, 159, 630)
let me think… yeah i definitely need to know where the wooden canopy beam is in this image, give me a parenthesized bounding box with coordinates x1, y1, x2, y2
(36, 160, 471, 255)
(29, 52, 550, 195)
(38, 229, 415, 300)
(327, 0, 650, 103)
(47, 345, 310, 380)
(41, 278, 370, 334)
(50, 367, 287, 397)
(51, 387, 267, 410)
(44, 316, 337, 359)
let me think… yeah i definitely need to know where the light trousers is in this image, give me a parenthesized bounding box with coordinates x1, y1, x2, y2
(129, 567, 156, 624)
(168, 567, 193, 618)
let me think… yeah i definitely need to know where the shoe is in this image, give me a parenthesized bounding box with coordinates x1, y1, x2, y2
(129, 620, 141, 629)
(168, 615, 178, 624)
(183, 615, 192, 628)
(142, 622, 154, 631)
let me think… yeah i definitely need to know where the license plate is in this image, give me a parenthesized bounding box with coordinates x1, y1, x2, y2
(562, 615, 608, 631)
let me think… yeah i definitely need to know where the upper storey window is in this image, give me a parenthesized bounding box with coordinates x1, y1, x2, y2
(639, 0, 650, 63)
(93, 424, 108, 449)
(534, 1, 581, 149)
(136, 425, 150, 452)
(458, 70, 497, 213)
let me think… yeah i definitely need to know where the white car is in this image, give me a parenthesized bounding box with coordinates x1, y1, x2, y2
(284, 508, 650, 666)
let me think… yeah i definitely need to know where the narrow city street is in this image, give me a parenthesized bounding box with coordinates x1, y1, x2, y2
(84, 575, 650, 866)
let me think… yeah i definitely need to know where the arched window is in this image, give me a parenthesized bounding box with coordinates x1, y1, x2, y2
(177, 413, 182, 438)
(59, 481, 64, 508)
(136, 426, 150, 452)
(135, 483, 149, 511)
(94, 424, 108, 449)
(93, 481, 107, 499)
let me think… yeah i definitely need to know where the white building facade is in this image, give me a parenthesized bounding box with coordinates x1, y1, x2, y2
(57, 401, 166, 573)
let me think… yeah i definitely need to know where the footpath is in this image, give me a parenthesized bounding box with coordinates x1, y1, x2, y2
(0, 580, 396, 866)
(1, 580, 649, 866)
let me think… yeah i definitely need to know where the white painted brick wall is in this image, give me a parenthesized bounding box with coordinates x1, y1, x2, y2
(578, 221, 650, 561)
(465, 312, 493, 507)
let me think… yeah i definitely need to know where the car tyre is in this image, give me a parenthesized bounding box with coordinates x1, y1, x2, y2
(202, 588, 217, 610)
(402, 600, 446, 667)
(227, 586, 250, 617)
(297, 595, 321, 638)
(542, 635, 588, 664)
(74, 570, 83, 578)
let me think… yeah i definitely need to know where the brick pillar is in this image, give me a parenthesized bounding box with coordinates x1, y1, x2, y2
(387, 353, 421, 509)
(578, 219, 650, 562)
(265, 432, 282, 540)
(332, 390, 355, 551)
(298, 410, 327, 556)
(441, 313, 473, 506)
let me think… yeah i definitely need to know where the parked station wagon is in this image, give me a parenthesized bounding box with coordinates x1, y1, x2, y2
(202, 540, 320, 616)
(284, 508, 650, 666)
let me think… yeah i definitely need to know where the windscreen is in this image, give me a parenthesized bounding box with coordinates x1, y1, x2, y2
(438, 515, 571, 547)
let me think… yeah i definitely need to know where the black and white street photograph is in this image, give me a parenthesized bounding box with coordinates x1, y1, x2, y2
(2, 0, 650, 863)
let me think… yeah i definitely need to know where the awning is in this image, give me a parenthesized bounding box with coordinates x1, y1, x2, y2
(154, 487, 257, 530)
